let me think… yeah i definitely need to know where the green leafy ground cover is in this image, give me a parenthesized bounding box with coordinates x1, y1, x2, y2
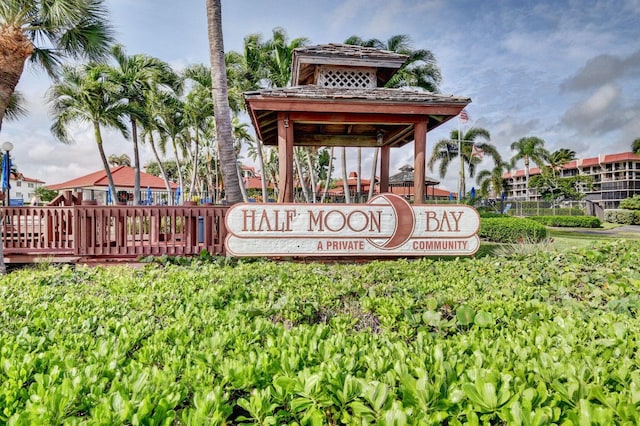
(2, 241, 640, 425)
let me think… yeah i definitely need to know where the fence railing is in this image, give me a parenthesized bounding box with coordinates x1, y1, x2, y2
(2, 205, 229, 261)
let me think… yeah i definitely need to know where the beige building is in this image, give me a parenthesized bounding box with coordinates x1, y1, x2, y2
(503, 151, 640, 209)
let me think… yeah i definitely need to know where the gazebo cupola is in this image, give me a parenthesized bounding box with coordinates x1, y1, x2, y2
(244, 43, 471, 203)
(290, 43, 407, 89)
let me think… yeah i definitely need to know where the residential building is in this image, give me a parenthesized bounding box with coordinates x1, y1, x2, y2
(1, 173, 46, 205)
(503, 151, 640, 209)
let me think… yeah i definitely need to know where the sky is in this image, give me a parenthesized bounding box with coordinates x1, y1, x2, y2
(4, 0, 640, 192)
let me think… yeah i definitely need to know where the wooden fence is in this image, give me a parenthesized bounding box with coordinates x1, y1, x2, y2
(1, 205, 229, 263)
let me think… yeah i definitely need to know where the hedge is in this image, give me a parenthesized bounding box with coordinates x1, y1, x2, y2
(618, 194, 640, 210)
(604, 209, 640, 225)
(528, 215, 601, 228)
(479, 217, 547, 243)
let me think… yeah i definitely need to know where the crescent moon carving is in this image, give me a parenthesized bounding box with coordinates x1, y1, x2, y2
(367, 193, 415, 250)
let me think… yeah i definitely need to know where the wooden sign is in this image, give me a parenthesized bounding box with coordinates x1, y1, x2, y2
(225, 193, 480, 257)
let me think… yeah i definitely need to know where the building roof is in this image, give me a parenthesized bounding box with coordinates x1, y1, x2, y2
(244, 86, 470, 148)
(291, 43, 408, 86)
(502, 151, 640, 179)
(388, 164, 440, 186)
(10, 173, 45, 184)
(46, 166, 178, 191)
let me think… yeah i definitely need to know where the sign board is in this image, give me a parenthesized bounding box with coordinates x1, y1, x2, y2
(225, 193, 480, 257)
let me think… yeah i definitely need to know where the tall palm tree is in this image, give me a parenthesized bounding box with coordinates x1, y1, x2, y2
(0, 0, 114, 130)
(206, 0, 242, 204)
(345, 34, 443, 202)
(428, 127, 499, 199)
(632, 138, 640, 154)
(48, 63, 130, 200)
(182, 64, 215, 198)
(510, 136, 549, 200)
(546, 148, 576, 176)
(107, 45, 177, 204)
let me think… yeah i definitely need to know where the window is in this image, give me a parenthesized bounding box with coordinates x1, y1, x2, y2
(28, 183, 34, 188)
(16, 181, 21, 187)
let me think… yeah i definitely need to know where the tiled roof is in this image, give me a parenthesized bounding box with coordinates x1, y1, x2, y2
(503, 151, 640, 178)
(46, 166, 178, 190)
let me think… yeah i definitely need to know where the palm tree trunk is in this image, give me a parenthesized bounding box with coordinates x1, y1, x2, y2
(189, 132, 199, 197)
(320, 147, 334, 203)
(255, 140, 269, 202)
(294, 148, 309, 202)
(207, 0, 242, 204)
(94, 122, 117, 200)
(148, 133, 172, 195)
(0, 26, 33, 131)
(524, 156, 530, 201)
(305, 148, 317, 203)
(236, 162, 249, 202)
(131, 118, 141, 204)
(356, 147, 362, 202)
(341, 147, 350, 203)
(368, 147, 379, 200)
(171, 138, 184, 204)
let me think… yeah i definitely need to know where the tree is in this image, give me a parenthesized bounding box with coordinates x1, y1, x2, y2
(0, 0, 114, 131)
(48, 63, 130, 203)
(476, 162, 509, 213)
(344, 34, 441, 92)
(206, 0, 242, 204)
(428, 127, 499, 199)
(529, 169, 593, 202)
(510, 136, 549, 200)
(546, 148, 576, 176)
(632, 138, 640, 154)
(108, 153, 131, 166)
(107, 45, 177, 204)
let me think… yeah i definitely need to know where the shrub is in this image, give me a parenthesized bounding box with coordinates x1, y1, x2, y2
(618, 195, 640, 210)
(479, 217, 547, 243)
(528, 215, 601, 228)
(604, 209, 640, 225)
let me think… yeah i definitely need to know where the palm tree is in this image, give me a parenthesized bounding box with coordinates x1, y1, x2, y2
(344, 34, 441, 92)
(477, 162, 509, 199)
(107, 45, 177, 204)
(206, 0, 242, 204)
(48, 63, 130, 201)
(632, 138, 640, 154)
(510, 136, 549, 200)
(345, 34, 443, 202)
(0, 0, 114, 130)
(108, 153, 131, 167)
(546, 148, 576, 176)
(428, 127, 499, 199)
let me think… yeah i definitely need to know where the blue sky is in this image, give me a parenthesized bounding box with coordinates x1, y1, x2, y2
(4, 0, 640, 191)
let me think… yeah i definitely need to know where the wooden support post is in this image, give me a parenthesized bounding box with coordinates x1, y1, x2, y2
(380, 145, 390, 193)
(413, 120, 428, 205)
(278, 112, 294, 202)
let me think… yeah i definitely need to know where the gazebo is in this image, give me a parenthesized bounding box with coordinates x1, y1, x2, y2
(244, 43, 470, 204)
(388, 164, 440, 201)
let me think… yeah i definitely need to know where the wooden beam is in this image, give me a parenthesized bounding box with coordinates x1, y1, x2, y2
(294, 134, 379, 147)
(278, 113, 294, 203)
(413, 120, 427, 204)
(247, 99, 466, 117)
(380, 145, 390, 193)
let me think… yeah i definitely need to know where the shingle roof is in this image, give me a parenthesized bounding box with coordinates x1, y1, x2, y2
(245, 85, 469, 104)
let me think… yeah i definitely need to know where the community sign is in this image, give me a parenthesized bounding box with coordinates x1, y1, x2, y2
(225, 193, 480, 257)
